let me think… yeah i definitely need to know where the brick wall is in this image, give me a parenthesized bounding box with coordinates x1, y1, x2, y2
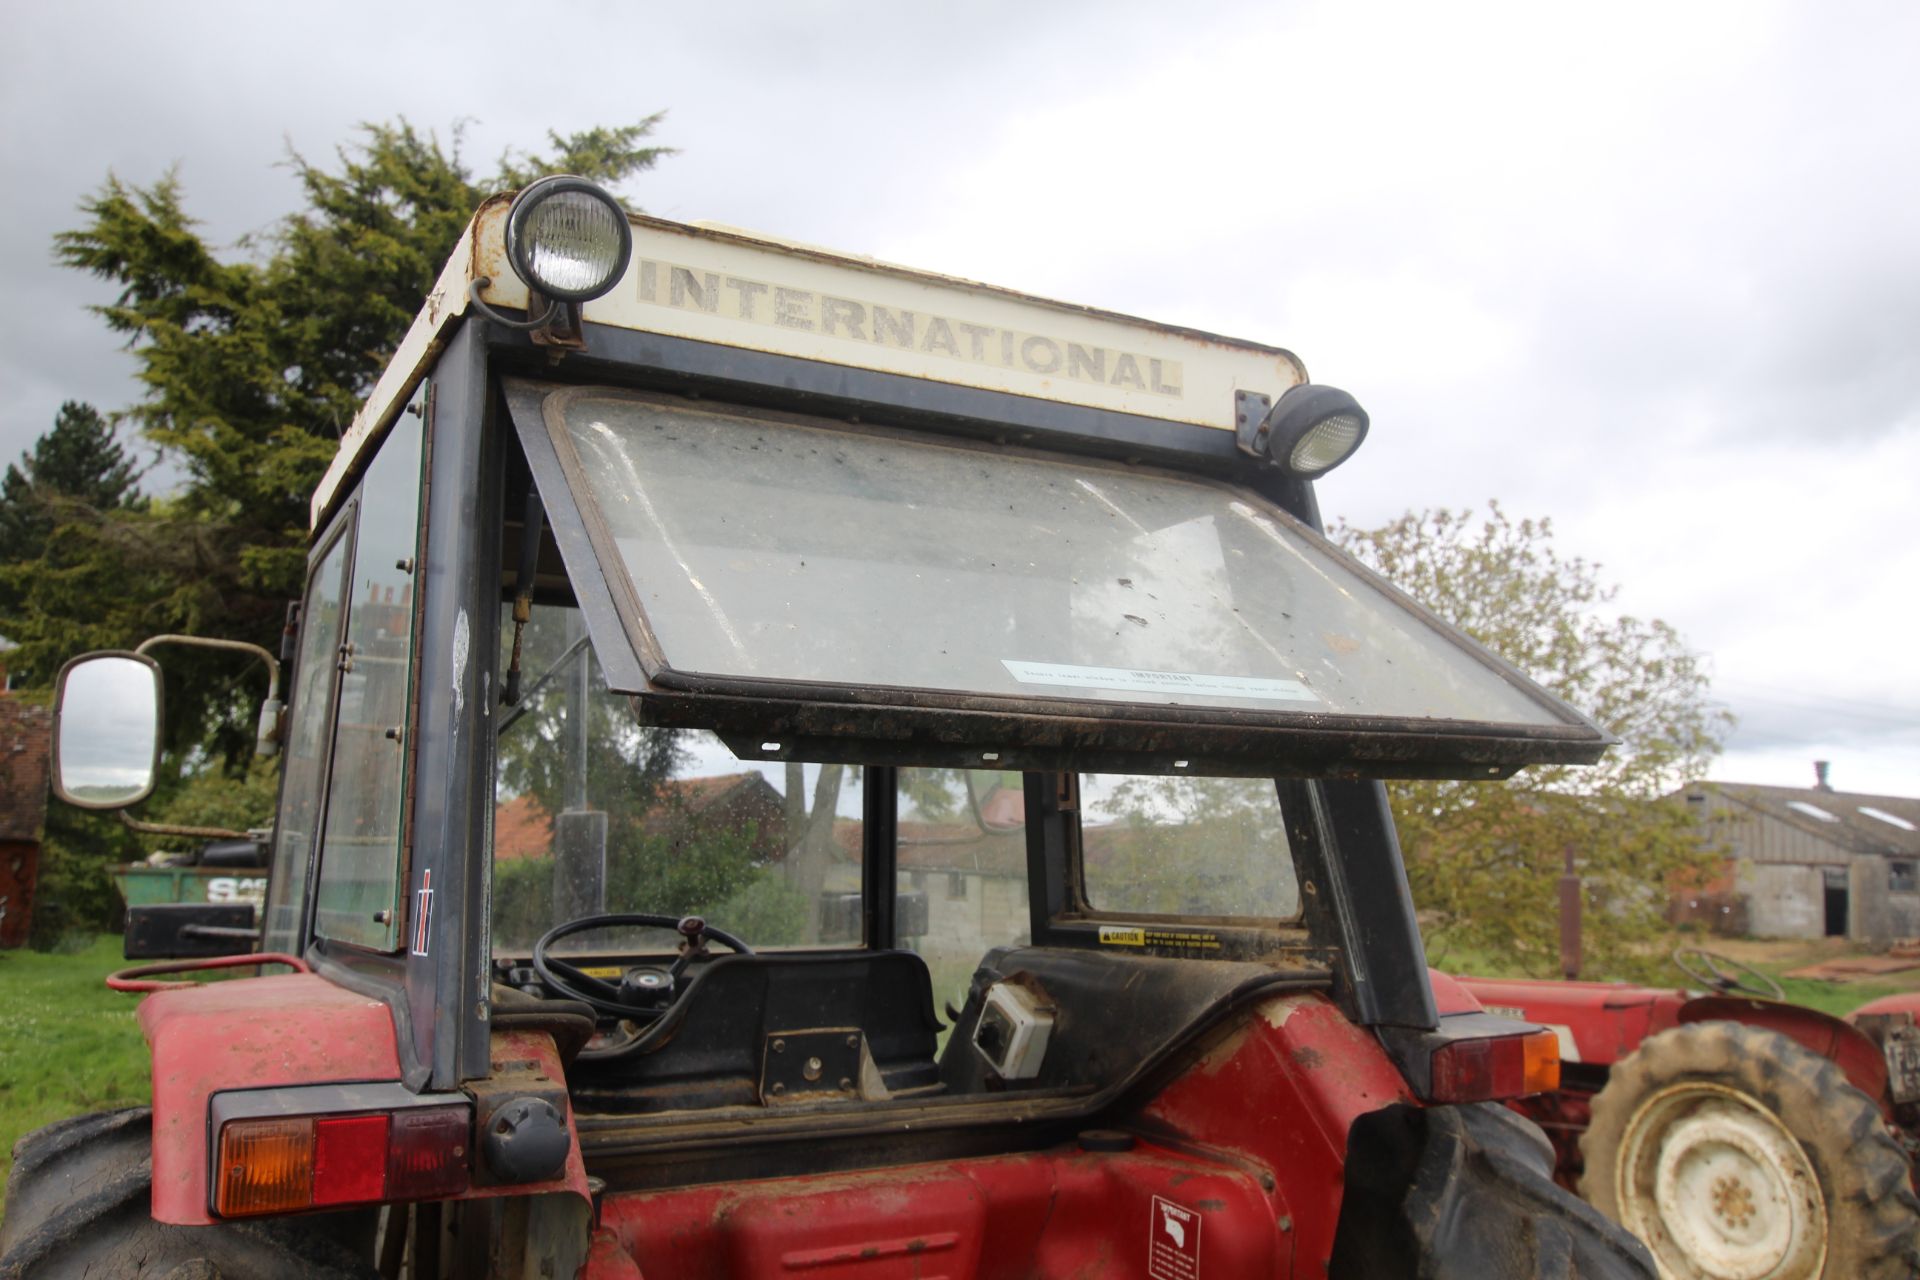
(0, 700, 51, 947)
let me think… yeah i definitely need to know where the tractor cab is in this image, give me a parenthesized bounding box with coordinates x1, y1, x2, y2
(28, 178, 1654, 1279)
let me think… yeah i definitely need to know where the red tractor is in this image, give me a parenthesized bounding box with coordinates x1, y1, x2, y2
(1457, 952, 1920, 1279)
(4, 177, 1654, 1277)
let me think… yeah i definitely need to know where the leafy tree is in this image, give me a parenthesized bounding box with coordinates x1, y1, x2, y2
(0, 401, 140, 557)
(0, 401, 150, 682)
(16, 117, 672, 940)
(1332, 502, 1729, 979)
(37, 117, 671, 755)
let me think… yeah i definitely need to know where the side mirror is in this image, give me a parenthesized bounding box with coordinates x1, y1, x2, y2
(52, 651, 163, 810)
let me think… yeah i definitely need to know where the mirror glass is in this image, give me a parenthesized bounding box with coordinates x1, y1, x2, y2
(57, 654, 161, 807)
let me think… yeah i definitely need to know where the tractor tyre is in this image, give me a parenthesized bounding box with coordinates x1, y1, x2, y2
(1580, 1020, 1920, 1280)
(0, 1107, 377, 1280)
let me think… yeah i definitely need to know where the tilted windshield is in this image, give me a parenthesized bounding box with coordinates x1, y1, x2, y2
(506, 378, 1612, 777)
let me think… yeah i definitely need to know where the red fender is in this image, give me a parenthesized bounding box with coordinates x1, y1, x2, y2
(1850, 991, 1920, 1022)
(1679, 994, 1891, 1110)
(140, 972, 588, 1224)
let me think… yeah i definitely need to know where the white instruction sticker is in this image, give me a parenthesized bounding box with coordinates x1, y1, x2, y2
(1002, 660, 1317, 703)
(1149, 1196, 1202, 1279)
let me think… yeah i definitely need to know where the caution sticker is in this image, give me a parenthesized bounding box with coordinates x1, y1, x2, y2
(1149, 1195, 1201, 1279)
(1099, 925, 1221, 953)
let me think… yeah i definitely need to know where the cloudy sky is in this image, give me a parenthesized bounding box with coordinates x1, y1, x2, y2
(3, 0, 1915, 796)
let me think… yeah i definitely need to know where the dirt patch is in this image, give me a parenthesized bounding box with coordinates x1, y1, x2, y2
(1785, 955, 1920, 980)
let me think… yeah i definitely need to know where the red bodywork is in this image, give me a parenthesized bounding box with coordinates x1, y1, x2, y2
(139, 974, 587, 1225)
(1455, 973, 1904, 1189)
(583, 991, 1412, 1279)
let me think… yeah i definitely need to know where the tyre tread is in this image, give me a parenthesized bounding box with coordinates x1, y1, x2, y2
(1580, 1020, 1920, 1280)
(0, 1109, 375, 1280)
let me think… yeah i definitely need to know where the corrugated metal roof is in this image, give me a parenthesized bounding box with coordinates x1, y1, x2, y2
(1689, 781, 1920, 859)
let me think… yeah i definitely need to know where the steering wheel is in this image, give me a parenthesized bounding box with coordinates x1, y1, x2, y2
(533, 913, 754, 1021)
(1671, 947, 1785, 1001)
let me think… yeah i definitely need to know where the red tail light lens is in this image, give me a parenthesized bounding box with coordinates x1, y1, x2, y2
(1428, 1029, 1561, 1103)
(312, 1114, 389, 1206)
(216, 1105, 470, 1217)
(387, 1105, 472, 1200)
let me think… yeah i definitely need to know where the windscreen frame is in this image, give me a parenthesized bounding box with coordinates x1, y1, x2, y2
(506, 376, 1613, 779)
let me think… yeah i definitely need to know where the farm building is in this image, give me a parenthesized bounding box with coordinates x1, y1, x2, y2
(0, 695, 51, 948)
(1682, 763, 1920, 942)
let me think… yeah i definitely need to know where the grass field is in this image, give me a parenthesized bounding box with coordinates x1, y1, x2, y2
(0, 936, 151, 1205)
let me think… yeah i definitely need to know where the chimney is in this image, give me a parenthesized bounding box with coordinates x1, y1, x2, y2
(1814, 760, 1832, 792)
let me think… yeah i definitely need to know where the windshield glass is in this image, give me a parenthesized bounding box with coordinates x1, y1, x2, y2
(516, 379, 1581, 731)
(492, 600, 860, 954)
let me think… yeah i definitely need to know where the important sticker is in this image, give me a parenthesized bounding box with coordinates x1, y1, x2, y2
(1002, 660, 1318, 703)
(1099, 926, 1221, 952)
(1148, 1195, 1202, 1280)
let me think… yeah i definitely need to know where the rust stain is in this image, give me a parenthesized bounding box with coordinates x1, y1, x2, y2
(1195, 1023, 1253, 1077)
(1292, 1046, 1325, 1071)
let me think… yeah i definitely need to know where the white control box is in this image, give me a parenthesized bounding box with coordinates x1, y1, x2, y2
(972, 981, 1055, 1080)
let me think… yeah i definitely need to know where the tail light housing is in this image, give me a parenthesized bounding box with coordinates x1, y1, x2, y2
(211, 1085, 471, 1218)
(1383, 1013, 1563, 1105)
(1427, 1027, 1561, 1102)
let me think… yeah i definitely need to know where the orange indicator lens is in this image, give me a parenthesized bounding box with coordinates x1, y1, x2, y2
(1521, 1028, 1562, 1095)
(215, 1118, 314, 1217)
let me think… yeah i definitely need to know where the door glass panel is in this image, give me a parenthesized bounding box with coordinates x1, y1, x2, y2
(1078, 773, 1300, 920)
(492, 599, 861, 955)
(895, 768, 1030, 1026)
(313, 414, 423, 949)
(262, 527, 353, 953)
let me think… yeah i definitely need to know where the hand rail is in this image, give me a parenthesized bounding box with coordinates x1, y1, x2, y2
(106, 952, 310, 993)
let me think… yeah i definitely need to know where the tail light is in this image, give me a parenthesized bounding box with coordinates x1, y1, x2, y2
(1426, 1028, 1561, 1103)
(213, 1096, 470, 1217)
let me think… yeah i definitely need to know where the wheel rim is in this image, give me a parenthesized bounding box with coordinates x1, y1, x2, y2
(1616, 1081, 1827, 1280)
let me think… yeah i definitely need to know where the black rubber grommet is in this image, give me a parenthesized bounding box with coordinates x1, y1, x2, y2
(1077, 1129, 1137, 1153)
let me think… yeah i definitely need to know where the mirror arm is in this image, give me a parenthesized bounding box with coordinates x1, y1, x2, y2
(134, 634, 284, 756)
(134, 634, 281, 702)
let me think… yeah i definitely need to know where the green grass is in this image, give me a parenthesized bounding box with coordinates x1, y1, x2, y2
(0, 936, 151, 1206)
(1750, 969, 1919, 1018)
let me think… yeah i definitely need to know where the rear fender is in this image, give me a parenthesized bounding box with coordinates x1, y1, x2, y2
(1137, 991, 1416, 1270)
(141, 973, 589, 1224)
(1679, 994, 1891, 1108)
(142, 974, 406, 1224)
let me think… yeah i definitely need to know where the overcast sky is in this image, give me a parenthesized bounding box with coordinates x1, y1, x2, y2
(3, 0, 1915, 796)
